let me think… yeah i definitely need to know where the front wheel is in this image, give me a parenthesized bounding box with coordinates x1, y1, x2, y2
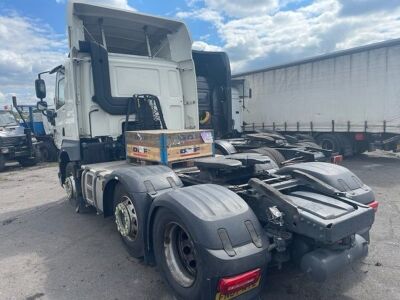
(39, 141, 58, 162)
(113, 183, 143, 258)
(153, 208, 204, 299)
(17, 156, 38, 167)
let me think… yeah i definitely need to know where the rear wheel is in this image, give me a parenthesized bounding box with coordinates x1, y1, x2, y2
(249, 147, 285, 166)
(153, 208, 203, 299)
(113, 183, 143, 258)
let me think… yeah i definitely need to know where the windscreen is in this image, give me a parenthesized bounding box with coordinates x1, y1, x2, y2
(0, 111, 18, 126)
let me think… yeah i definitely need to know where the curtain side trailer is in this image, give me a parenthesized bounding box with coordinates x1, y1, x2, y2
(233, 39, 400, 156)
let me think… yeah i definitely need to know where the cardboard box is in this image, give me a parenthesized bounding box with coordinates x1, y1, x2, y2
(126, 129, 214, 165)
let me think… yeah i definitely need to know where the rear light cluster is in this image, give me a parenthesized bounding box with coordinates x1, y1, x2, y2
(217, 268, 261, 297)
(368, 200, 379, 211)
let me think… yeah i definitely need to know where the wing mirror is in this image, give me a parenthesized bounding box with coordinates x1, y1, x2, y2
(35, 78, 46, 100)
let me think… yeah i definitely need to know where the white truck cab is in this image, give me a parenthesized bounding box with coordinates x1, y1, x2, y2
(42, 0, 198, 166)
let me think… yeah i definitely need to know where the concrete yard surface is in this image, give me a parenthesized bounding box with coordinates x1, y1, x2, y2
(0, 154, 399, 300)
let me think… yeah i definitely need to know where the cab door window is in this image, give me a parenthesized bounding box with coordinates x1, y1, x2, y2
(56, 71, 65, 109)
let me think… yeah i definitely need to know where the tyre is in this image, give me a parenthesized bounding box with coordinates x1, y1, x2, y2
(0, 155, 5, 172)
(64, 162, 85, 213)
(17, 156, 38, 167)
(153, 208, 203, 300)
(249, 147, 285, 166)
(39, 141, 58, 162)
(316, 134, 342, 154)
(113, 183, 143, 258)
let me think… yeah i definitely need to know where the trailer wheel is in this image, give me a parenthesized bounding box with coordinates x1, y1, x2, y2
(316, 134, 341, 154)
(0, 155, 5, 172)
(249, 147, 285, 166)
(113, 183, 143, 258)
(337, 135, 354, 157)
(153, 208, 203, 299)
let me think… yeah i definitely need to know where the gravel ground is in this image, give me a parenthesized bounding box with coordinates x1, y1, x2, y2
(0, 154, 399, 300)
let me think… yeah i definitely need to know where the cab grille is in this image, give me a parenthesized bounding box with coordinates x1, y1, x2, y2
(0, 136, 26, 147)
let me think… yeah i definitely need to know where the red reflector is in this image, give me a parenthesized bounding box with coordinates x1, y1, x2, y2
(217, 268, 261, 295)
(368, 200, 379, 211)
(331, 155, 343, 164)
(355, 133, 365, 141)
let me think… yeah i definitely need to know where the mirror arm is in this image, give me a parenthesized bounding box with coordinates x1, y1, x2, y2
(38, 70, 50, 80)
(12, 96, 29, 128)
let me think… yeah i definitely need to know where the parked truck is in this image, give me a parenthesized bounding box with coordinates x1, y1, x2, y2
(12, 99, 58, 161)
(192, 50, 336, 164)
(233, 39, 400, 156)
(0, 103, 40, 171)
(35, 1, 377, 299)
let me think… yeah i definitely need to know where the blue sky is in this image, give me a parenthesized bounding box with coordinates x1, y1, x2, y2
(0, 0, 400, 105)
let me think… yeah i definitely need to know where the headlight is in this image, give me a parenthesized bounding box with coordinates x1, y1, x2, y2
(31, 137, 37, 143)
(1, 148, 9, 154)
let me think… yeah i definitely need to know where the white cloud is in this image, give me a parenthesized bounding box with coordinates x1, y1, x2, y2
(204, 0, 279, 17)
(0, 14, 67, 105)
(178, 0, 400, 73)
(192, 41, 223, 51)
(176, 7, 223, 25)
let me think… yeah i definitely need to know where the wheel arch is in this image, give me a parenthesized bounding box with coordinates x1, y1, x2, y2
(214, 140, 237, 155)
(146, 184, 269, 264)
(59, 151, 70, 185)
(102, 178, 119, 217)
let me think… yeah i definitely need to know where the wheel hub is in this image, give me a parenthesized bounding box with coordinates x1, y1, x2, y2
(115, 196, 138, 240)
(64, 176, 76, 202)
(164, 223, 197, 288)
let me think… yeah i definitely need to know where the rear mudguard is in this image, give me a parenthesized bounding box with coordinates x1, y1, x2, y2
(275, 147, 328, 162)
(214, 139, 238, 155)
(277, 162, 375, 205)
(147, 184, 271, 298)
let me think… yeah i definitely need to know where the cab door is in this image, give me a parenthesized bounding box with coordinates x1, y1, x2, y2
(53, 69, 66, 149)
